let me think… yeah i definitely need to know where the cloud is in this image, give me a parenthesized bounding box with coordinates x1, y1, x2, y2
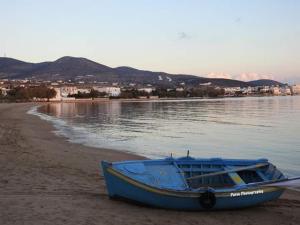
(178, 32, 191, 40)
(206, 72, 274, 81)
(235, 73, 274, 81)
(207, 72, 233, 79)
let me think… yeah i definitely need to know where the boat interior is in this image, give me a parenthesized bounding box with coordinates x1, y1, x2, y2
(112, 157, 285, 191)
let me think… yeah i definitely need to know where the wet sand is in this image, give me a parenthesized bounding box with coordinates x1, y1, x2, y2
(0, 103, 299, 225)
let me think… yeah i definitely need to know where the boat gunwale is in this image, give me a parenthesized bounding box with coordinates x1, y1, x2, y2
(112, 157, 269, 166)
(105, 165, 283, 198)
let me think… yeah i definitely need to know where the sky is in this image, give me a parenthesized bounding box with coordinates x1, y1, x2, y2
(0, 0, 299, 83)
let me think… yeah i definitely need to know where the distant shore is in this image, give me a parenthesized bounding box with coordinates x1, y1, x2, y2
(0, 103, 300, 225)
(2, 93, 298, 104)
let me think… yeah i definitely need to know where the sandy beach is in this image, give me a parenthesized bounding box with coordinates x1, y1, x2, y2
(0, 103, 299, 225)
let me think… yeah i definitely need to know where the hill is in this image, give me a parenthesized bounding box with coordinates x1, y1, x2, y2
(0, 56, 284, 87)
(247, 79, 284, 87)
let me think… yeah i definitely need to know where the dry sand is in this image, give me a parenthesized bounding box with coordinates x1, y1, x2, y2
(0, 103, 299, 225)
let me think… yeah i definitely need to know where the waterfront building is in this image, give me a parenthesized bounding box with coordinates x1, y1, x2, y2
(259, 86, 270, 93)
(50, 87, 77, 101)
(0, 87, 10, 96)
(241, 86, 254, 95)
(61, 86, 78, 97)
(271, 86, 281, 95)
(291, 85, 300, 95)
(224, 87, 241, 96)
(93, 86, 121, 97)
(280, 86, 291, 95)
(77, 88, 91, 94)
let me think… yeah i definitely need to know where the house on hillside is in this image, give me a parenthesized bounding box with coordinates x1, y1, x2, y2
(199, 82, 212, 86)
(138, 87, 155, 93)
(176, 87, 185, 92)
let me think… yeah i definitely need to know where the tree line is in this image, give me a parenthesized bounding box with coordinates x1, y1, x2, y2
(118, 87, 225, 99)
(0, 86, 225, 102)
(0, 86, 56, 102)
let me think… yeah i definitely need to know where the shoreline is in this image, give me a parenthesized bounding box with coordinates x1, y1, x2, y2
(1, 94, 298, 104)
(0, 103, 300, 225)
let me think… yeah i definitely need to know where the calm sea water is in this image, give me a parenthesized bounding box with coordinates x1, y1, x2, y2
(31, 96, 300, 176)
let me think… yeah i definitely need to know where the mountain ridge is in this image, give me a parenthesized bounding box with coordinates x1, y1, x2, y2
(0, 56, 284, 87)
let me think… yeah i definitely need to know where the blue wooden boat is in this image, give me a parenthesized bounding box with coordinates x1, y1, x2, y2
(101, 155, 300, 210)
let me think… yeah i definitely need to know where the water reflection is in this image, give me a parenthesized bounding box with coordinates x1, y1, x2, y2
(39, 96, 300, 176)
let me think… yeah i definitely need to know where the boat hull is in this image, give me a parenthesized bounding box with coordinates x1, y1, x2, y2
(101, 161, 284, 210)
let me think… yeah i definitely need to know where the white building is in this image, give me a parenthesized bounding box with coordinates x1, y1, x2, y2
(93, 86, 121, 97)
(241, 86, 254, 95)
(280, 86, 291, 95)
(138, 88, 154, 93)
(176, 87, 185, 92)
(50, 88, 62, 101)
(291, 85, 300, 95)
(77, 88, 91, 94)
(50, 87, 77, 101)
(60, 86, 78, 97)
(224, 87, 241, 96)
(0, 87, 10, 96)
(259, 86, 270, 93)
(200, 82, 212, 86)
(270, 86, 281, 95)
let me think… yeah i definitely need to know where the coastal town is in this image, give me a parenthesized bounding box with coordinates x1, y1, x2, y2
(0, 78, 300, 102)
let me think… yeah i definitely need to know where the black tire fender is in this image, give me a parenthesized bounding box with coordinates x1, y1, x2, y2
(199, 190, 216, 209)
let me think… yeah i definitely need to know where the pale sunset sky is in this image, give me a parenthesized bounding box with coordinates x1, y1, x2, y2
(0, 0, 299, 83)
